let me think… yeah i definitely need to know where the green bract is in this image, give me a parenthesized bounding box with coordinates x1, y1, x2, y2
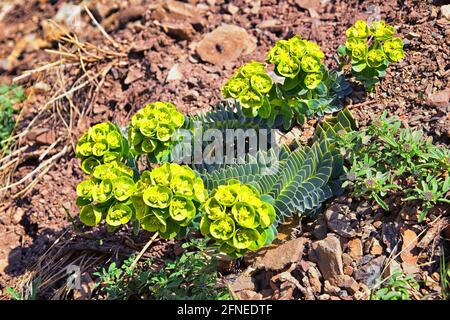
(200, 180, 276, 258)
(76, 122, 127, 174)
(80, 204, 102, 227)
(222, 61, 272, 116)
(134, 163, 207, 238)
(77, 160, 137, 228)
(304, 72, 323, 90)
(340, 20, 405, 91)
(129, 102, 185, 162)
(222, 35, 348, 129)
(106, 203, 133, 226)
(366, 49, 386, 68)
(370, 20, 395, 41)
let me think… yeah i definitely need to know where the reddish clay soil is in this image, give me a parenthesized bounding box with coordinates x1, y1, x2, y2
(0, 0, 448, 299)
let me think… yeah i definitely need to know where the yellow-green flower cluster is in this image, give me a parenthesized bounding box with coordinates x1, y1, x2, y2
(266, 35, 325, 90)
(128, 102, 185, 159)
(76, 160, 136, 228)
(132, 163, 207, 239)
(221, 61, 273, 115)
(345, 20, 404, 66)
(75, 122, 127, 175)
(200, 180, 276, 258)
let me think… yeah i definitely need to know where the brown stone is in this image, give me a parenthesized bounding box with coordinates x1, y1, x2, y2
(196, 25, 256, 65)
(335, 275, 359, 295)
(236, 290, 263, 300)
(159, 20, 195, 40)
(255, 238, 305, 271)
(426, 88, 450, 110)
(307, 265, 322, 293)
(400, 229, 418, 265)
(370, 239, 383, 255)
(227, 274, 256, 292)
(347, 238, 363, 261)
(295, 0, 321, 11)
(325, 204, 357, 238)
(311, 236, 343, 285)
(344, 265, 354, 276)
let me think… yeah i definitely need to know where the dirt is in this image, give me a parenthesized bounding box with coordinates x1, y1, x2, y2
(0, 0, 449, 299)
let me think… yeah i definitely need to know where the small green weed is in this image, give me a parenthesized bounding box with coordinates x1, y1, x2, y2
(0, 83, 26, 152)
(94, 238, 231, 300)
(338, 112, 449, 221)
(371, 270, 420, 300)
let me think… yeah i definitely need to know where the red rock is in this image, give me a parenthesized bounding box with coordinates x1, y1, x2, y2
(370, 239, 383, 255)
(295, 0, 321, 11)
(426, 88, 450, 109)
(347, 238, 363, 261)
(311, 236, 344, 285)
(255, 238, 305, 271)
(236, 290, 262, 300)
(400, 229, 418, 265)
(196, 25, 256, 65)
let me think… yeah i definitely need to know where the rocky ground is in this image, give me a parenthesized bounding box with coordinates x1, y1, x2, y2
(0, 0, 449, 299)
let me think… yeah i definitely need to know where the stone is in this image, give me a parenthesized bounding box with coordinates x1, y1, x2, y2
(343, 265, 354, 276)
(196, 25, 256, 65)
(312, 213, 327, 240)
(12, 208, 23, 225)
(400, 229, 418, 265)
(311, 236, 343, 285)
(323, 280, 340, 295)
(279, 281, 296, 300)
(347, 238, 363, 261)
(318, 293, 330, 300)
(226, 274, 256, 292)
(34, 81, 51, 93)
(342, 253, 353, 267)
(382, 221, 400, 253)
(307, 265, 322, 293)
(295, 0, 321, 11)
(159, 20, 195, 40)
(356, 202, 372, 216)
(426, 89, 450, 110)
(354, 256, 385, 288)
(166, 63, 183, 81)
(236, 290, 263, 300)
(370, 239, 383, 255)
(373, 221, 382, 229)
(257, 19, 282, 32)
(124, 66, 143, 84)
(227, 4, 239, 15)
(255, 238, 305, 271)
(402, 262, 420, 275)
(335, 275, 359, 295)
(27, 128, 56, 145)
(441, 4, 450, 20)
(324, 204, 356, 238)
